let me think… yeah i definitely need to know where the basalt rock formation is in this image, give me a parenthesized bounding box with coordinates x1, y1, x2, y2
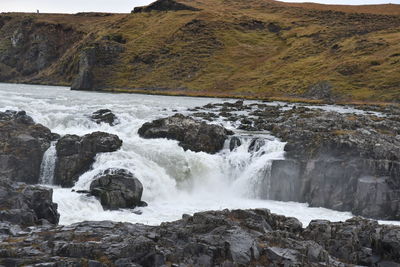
(0, 110, 58, 184)
(138, 113, 233, 154)
(54, 132, 123, 187)
(197, 101, 400, 220)
(0, 178, 59, 226)
(1, 209, 399, 266)
(89, 169, 144, 210)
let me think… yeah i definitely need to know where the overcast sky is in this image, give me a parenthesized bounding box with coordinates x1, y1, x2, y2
(1, 0, 400, 13)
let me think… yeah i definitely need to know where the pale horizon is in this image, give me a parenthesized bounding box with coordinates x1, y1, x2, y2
(1, 0, 400, 14)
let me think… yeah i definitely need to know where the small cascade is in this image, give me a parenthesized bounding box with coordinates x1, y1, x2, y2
(39, 142, 57, 185)
(223, 136, 286, 199)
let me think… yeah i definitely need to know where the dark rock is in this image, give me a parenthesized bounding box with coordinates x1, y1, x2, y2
(138, 114, 233, 154)
(239, 20, 265, 30)
(229, 136, 242, 151)
(54, 132, 123, 187)
(0, 110, 54, 184)
(132, 0, 200, 13)
(90, 109, 118, 126)
(71, 41, 124, 91)
(0, 179, 59, 226)
(1, 209, 399, 266)
(267, 22, 281, 33)
(248, 138, 266, 153)
(90, 169, 143, 210)
(71, 48, 95, 90)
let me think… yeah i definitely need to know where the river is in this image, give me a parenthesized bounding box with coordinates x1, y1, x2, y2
(1, 83, 398, 226)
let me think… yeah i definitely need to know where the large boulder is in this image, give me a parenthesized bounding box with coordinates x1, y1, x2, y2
(138, 113, 233, 154)
(54, 132, 123, 187)
(0, 110, 57, 184)
(89, 169, 143, 210)
(0, 179, 59, 226)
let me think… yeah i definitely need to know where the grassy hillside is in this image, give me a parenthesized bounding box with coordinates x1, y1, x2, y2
(1, 0, 400, 102)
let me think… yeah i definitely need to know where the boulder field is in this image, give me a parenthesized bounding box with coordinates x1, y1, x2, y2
(1, 209, 400, 266)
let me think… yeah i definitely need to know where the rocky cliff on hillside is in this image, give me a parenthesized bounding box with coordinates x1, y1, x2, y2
(0, 110, 58, 184)
(1, 209, 400, 266)
(132, 0, 200, 13)
(0, 16, 82, 83)
(197, 101, 400, 220)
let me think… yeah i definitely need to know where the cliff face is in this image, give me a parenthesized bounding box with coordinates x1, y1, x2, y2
(1, 0, 400, 101)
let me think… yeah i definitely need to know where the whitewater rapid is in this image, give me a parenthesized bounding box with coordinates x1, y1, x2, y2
(1, 83, 397, 226)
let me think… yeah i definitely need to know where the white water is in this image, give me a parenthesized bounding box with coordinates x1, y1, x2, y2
(0, 83, 398, 227)
(39, 142, 57, 185)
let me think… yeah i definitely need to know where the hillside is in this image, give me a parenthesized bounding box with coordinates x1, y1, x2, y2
(1, 0, 400, 102)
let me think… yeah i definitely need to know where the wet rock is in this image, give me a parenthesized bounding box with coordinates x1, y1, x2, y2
(132, 0, 200, 13)
(54, 132, 123, 187)
(248, 138, 266, 153)
(90, 109, 118, 126)
(0, 179, 59, 226)
(138, 113, 233, 154)
(229, 136, 242, 151)
(1, 209, 399, 266)
(90, 169, 143, 210)
(0, 110, 55, 184)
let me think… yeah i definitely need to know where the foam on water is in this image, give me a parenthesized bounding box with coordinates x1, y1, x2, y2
(0, 83, 397, 227)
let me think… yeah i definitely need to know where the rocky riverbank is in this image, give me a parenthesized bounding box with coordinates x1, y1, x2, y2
(1, 208, 400, 266)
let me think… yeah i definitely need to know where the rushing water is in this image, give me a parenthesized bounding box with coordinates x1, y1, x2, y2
(1, 83, 397, 226)
(39, 142, 57, 185)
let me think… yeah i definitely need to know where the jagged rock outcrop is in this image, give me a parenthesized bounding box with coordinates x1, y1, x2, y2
(138, 113, 233, 154)
(199, 102, 400, 220)
(90, 169, 144, 210)
(90, 109, 118, 126)
(0, 179, 59, 226)
(0, 17, 82, 82)
(0, 110, 58, 184)
(71, 41, 124, 91)
(132, 0, 200, 13)
(0, 209, 399, 266)
(54, 132, 123, 187)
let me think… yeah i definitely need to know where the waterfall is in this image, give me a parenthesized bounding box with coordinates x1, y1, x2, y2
(223, 136, 286, 199)
(39, 142, 57, 185)
(1, 83, 364, 226)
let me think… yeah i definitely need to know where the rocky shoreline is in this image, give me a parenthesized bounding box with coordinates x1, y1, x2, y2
(1, 101, 400, 266)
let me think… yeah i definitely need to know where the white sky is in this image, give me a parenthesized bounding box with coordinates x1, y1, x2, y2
(1, 0, 400, 13)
